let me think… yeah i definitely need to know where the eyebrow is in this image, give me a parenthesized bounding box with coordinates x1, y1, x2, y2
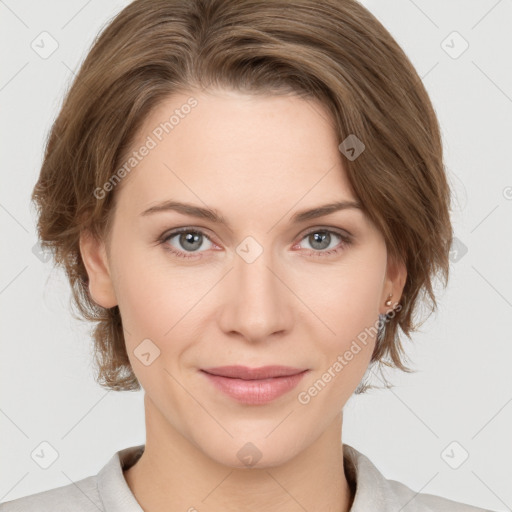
(140, 199, 362, 227)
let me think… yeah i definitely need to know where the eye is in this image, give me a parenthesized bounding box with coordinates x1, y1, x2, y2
(158, 226, 353, 260)
(160, 228, 214, 259)
(294, 228, 352, 257)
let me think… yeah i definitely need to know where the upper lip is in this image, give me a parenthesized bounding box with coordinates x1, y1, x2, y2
(201, 365, 308, 380)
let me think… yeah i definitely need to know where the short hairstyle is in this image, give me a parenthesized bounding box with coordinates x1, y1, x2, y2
(32, 0, 452, 392)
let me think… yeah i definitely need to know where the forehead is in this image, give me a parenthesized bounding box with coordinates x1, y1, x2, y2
(113, 89, 358, 218)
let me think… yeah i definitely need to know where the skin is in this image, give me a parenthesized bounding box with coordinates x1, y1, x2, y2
(80, 88, 406, 512)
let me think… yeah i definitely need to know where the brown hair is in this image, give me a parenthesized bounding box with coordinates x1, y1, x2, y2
(32, 0, 452, 392)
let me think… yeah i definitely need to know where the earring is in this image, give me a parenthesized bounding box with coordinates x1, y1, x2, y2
(384, 294, 392, 307)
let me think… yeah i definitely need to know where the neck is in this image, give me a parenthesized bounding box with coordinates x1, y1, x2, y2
(123, 396, 355, 512)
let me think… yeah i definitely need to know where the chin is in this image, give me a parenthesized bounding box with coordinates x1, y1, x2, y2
(197, 432, 304, 470)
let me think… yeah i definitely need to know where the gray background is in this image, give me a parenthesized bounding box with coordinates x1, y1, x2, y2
(1, 0, 511, 510)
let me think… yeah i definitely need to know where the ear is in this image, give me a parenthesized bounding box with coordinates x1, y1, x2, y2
(380, 252, 407, 314)
(79, 230, 118, 308)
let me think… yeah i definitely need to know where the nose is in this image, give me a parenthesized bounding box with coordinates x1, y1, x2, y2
(217, 241, 294, 343)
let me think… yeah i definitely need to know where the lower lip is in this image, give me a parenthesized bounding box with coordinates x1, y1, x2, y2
(201, 370, 309, 405)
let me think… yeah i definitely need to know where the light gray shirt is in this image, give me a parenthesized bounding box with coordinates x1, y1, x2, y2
(0, 443, 495, 511)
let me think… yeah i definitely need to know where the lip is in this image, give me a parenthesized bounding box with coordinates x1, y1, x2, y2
(200, 365, 309, 405)
(202, 365, 307, 380)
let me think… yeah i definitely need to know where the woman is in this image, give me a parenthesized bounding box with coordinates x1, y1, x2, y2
(0, 0, 496, 510)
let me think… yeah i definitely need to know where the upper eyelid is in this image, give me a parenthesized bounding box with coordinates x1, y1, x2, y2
(301, 225, 352, 238)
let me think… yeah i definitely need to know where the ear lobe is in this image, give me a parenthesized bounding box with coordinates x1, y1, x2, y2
(79, 230, 117, 308)
(382, 252, 407, 310)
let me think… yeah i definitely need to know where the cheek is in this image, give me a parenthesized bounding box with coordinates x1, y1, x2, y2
(112, 245, 213, 354)
(297, 257, 385, 342)
(111, 247, 177, 338)
(299, 266, 382, 406)
(113, 252, 190, 390)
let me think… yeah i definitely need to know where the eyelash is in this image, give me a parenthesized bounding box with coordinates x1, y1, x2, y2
(157, 226, 352, 260)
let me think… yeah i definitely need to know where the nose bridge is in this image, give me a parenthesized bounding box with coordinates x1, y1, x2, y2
(219, 235, 291, 340)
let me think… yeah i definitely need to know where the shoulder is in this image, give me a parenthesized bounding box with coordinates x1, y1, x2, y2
(343, 444, 495, 512)
(0, 445, 144, 512)
(0, 475, 102, 512)
(384, 477, 494, 511)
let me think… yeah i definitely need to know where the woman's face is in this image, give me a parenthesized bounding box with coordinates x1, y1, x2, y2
(81, 88, 405, 468)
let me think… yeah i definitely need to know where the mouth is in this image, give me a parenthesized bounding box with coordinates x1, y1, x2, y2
(200, 365, 310, 405)
(201, 365, 308, 380)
